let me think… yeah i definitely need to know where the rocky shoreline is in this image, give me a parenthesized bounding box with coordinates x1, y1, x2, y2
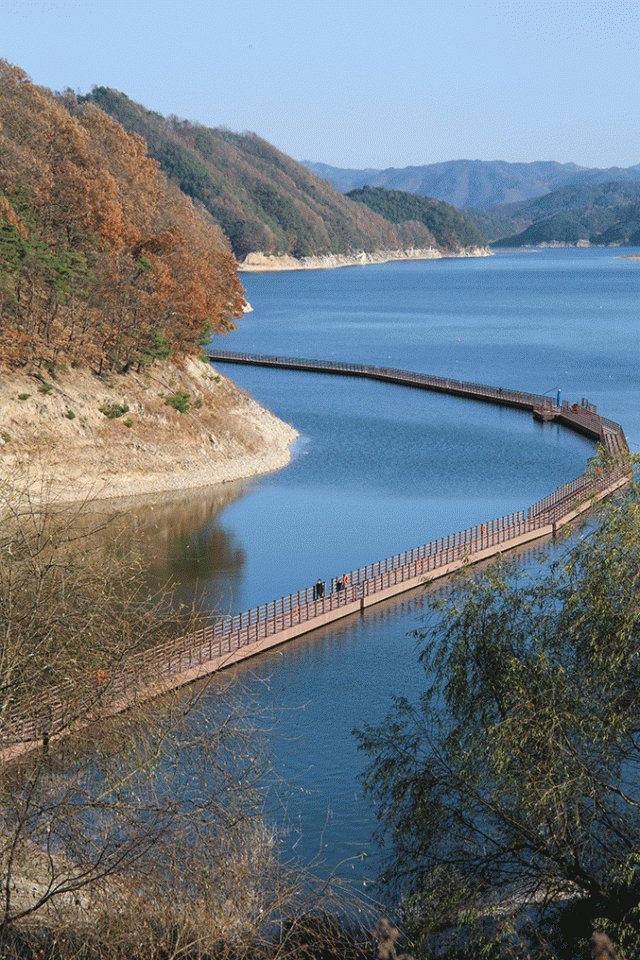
(238, 245, 491, 272)
(0, 357, 298, 505)
(0, 244, 495, 504)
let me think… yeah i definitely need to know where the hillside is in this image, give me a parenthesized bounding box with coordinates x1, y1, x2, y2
(76, 87, 486, 261)
(0, 357, 298, 503)
(0, 61, 245, 375)
(484, 182, 640, 247)
(0, 61, 297, 502)
(303, 158, 640, 210)
(346, 185, 487, 249)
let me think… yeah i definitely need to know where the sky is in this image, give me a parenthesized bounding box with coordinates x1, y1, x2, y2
(3, 0, 639, 171)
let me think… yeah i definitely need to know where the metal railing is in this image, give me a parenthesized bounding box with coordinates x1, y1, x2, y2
(2, 355, 631, 753)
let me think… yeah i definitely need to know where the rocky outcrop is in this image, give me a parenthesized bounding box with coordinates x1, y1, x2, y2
(0, 358, 298, 504)
(238, 246, 491, 272)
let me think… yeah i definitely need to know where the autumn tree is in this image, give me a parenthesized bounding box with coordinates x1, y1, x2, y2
(0, 483, 371, 959)
(0, 60, 245, 374)
(0, 483, 288, 957)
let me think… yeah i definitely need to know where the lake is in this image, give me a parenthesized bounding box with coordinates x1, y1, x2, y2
(102, 248, 640, 885)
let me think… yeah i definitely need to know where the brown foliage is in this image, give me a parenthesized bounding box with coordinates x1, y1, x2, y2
(0, 61, 245, 373)
(80, 88, 445, 260)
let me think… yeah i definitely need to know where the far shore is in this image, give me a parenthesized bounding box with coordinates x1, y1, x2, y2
(238, 245, 491, 272)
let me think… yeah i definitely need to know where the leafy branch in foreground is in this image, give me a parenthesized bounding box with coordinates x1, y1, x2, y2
(0, 485, 369, 958)
(0, 485, 275, 946)
(357, 478, 640, 960)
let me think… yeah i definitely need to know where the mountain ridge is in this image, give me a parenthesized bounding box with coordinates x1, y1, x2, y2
(76, 88, 488, 261)
(485, 181, 640, 247)
(302, 158, 640, 209)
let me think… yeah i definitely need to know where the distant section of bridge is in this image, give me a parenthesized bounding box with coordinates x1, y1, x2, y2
(2, 353, 632, 761)
(206, 350, 629, 453)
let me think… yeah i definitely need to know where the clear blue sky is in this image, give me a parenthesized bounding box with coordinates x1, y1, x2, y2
(3, 0, 639, 170)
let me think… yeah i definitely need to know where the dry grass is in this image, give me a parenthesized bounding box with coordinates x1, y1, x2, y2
(0, 357, 298, 503)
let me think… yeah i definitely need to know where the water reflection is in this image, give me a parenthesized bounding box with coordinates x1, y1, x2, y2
(75, 480, 252, 612)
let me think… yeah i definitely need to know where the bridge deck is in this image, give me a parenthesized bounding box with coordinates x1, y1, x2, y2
(2, 354, 631, 760)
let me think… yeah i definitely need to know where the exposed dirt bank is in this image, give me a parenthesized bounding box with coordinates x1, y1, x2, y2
(0, 357, 298, 504)
(238, 246, 491, 271)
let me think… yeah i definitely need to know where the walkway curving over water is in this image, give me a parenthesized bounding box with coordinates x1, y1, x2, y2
(206, 350, 630, 452)
(2, 355, 632, 760)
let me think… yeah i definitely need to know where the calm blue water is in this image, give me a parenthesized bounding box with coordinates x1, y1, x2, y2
(228, 249, 639, 433)
(121, 249, 640, 885)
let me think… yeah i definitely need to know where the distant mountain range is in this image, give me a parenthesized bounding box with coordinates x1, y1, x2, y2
(303, 159, 640, 247)
(481, 182, 640, 247)
(303, 159, 640, 210)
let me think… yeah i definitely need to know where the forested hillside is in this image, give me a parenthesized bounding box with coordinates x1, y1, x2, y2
(346, 185, 487, 249)
(76, 87, 484, 260)
(481, 181, 640, 247)
(0, 61, 245, 373)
